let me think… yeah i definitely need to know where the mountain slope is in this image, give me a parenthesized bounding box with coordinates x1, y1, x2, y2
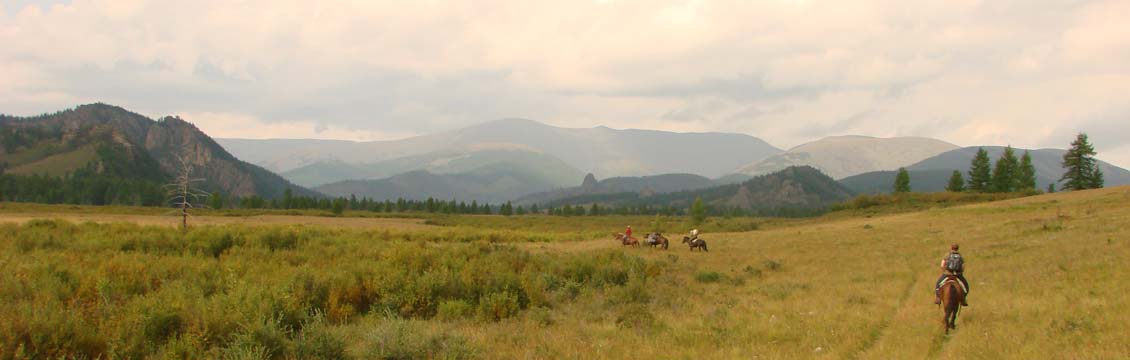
(515, 173, 726, 206)
(314, 162, 572, 203)
(838, 146, 1130, 193)
(734, 135, 959, 179)
(544, 166, 854, 216)
(0, 103, 316, 199)
(218, 118, 782, 178)
(284, 147, 582, 188)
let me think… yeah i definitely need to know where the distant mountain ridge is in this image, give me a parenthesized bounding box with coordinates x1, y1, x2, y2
(543, 166, 854, 216)
(735, 135, 959, 179)
(839, 146, 1130, 193)
(218, 118, 783, 179)
(284, 147, 582, 188)
(0, 103, 316, 199)
(314, 161, 576, 204)
(515, 172, 746, 206)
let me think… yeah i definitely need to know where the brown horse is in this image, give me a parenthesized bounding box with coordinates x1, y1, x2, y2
(645, 233, 669, 250)
(939, 275, 965, 334)
(613, 233, 640, 247)
(681, 236, 708, 252)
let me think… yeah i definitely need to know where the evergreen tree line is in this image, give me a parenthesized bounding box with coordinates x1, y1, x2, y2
(0, 170, 165, 206)
(225, 188, 528, 216)
(942, 133, 1103, 193)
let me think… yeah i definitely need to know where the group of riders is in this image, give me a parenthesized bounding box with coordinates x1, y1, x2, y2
(622, 225, 705, 250)
(626, 226, 970, 306)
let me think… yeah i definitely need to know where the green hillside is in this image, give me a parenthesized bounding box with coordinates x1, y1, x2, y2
(545, 166, 854, 216)
(0, 104, 318, 206)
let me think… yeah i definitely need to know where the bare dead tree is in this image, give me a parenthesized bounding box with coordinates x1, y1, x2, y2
(165, 151, 210, 233)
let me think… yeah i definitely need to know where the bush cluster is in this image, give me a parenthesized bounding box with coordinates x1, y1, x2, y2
(0, 220, 659, 359)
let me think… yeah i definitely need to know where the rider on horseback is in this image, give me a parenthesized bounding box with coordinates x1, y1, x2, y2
(624, 225, 633, 242)
(935, 243, 969, 306)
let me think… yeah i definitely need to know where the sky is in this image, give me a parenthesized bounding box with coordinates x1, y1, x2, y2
(2, 0, 1129, 167)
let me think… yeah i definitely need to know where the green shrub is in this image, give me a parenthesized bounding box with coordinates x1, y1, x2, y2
(362, 319, 477, 359)
(763, 259, 783, 271)
(259, 229, 299, 251)
(477, 291, 520, 322)
(695, 271, 723, 283)
(294, 314, 347, 360)
(615, 304, 656, 330)
(436, 300, 474, 322)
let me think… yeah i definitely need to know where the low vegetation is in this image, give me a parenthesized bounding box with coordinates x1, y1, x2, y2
(1, 186, 1128, 358)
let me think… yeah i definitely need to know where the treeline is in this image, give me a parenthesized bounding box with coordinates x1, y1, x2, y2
(224, 188, 528, 216)
(0, 170, 166, 206)
(932, 133, 1104, 194)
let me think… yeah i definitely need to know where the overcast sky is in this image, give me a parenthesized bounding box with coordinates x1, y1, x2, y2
(2, 0, 1129, 167)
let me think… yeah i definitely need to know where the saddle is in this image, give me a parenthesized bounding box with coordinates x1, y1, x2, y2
(942, 277, 967, 294)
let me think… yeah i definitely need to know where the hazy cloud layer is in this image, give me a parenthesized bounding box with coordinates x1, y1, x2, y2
(2, 0, 1128, 166)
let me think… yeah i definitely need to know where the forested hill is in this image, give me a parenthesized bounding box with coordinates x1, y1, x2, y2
(544, 166, 855, 216)
(0, 103, 317, 206)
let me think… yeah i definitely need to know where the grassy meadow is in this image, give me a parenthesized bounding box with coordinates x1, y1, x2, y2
(1, 187, 1129, 359)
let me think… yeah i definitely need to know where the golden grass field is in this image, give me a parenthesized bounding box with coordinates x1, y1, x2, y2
(2, 187, 1128, 359)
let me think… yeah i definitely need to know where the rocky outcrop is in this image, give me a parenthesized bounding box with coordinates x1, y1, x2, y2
(0, 103, 318, 199)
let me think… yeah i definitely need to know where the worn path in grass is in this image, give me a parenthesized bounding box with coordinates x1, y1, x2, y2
(500, 186, 1130, 358)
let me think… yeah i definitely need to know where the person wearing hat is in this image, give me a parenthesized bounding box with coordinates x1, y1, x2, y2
(624, 225, 632, 242)
(935, 243, 969, 306)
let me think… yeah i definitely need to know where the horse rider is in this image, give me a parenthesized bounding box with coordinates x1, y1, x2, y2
(624, 225, 633, 242)
(688, 228, 700, 241)
(935, 243, 969, 306)
(646, 232, 658, 246)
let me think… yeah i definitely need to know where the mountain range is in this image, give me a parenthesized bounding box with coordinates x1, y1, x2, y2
(514, 172, 748, 206)
(6, 103, 1129, 209)
(312, 150, 584, 203)
(541, 166, 855, 216)
(734, 135, 960, 179)
(0, 104, 315, 200)
(218, 118, 783, 181)
(839, 146, 1130, 194)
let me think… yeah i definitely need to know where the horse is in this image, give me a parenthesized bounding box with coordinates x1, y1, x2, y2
(681, 236, 708, 252)
(939, 275, 965, 334)
(645, 232, 669, 250)
(613, 233, 640, 247)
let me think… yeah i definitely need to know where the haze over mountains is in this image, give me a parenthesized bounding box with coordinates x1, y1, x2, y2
(218, 118, 782, 181)
(734, 135, 960, 179)
(6, 104, 1129, 207)
(218, 117, 1130, 203)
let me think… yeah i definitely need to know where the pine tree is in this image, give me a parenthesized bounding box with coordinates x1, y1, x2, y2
(1047, 183, 1056, 193)
(945, 170, 965, 192)
(208, 192, 225, 210)
(893, 167, 911, 193)
(501, 201, 514, 216)
(991, 146, 1019, 193)
(1016, 151, 1037, 191)
(968, 148, 992, 192)
(590, 203, 600, 216)
(690, 197, 706, 225)
(1090, 166, 1104, 189)
(1061, 133, 1101, 190)
(331, 198, 345, 215)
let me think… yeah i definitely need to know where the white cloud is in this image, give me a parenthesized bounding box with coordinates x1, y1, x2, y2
(1, 0, 1128, 168)
(179, 112, 413, 142)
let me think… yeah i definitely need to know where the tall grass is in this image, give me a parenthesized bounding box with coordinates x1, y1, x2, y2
(0, 220, 660, 359)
